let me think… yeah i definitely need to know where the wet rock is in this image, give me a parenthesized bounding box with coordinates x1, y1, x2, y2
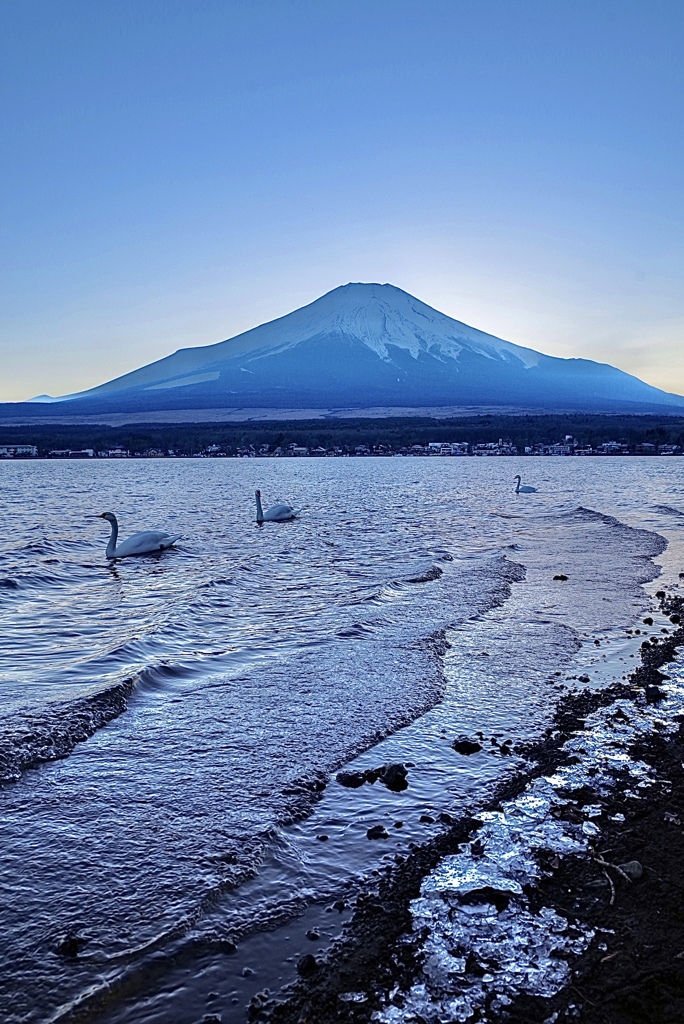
(393, 820, 404, 828)
(337, 763, 409, 791)
(438, 811, 456, 825)
(553, 574, 569, 581)
(645, 685, 666, 702)
(306, 929, 320, 940)
(316, 834, 329, 841)
(618, 860, 644, 880)
(452, 736, 483, 755)
(643, 616, 654, 625)
(241, 967, 254, 977)
(297, 953, 318, 975)
(336, 771, 366, 788)
(202, 1015, 222, 1024)
(457, 886, 513, 912)
(579, 675, 591, 683)
(332, 899, 346, 912)
(671, 614, 681, 624)
(419, 813, 435, 824)
(366, 825, 389, 840)
(56, 931, 84, 958)
(376, 763, 409, 792)
(216, 939, 237, 954)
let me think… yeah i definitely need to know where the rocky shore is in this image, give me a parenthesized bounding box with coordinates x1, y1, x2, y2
(250, 589, 684, 1024)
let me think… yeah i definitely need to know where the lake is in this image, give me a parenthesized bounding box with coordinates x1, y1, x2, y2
(0, 456, 683, 1022)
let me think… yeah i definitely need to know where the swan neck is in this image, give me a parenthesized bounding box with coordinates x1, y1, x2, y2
(255, 492, 264, 522)
(105, 517, 118, 557)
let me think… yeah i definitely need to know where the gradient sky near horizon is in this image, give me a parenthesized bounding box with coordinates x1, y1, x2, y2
(1, 0, 683, 402)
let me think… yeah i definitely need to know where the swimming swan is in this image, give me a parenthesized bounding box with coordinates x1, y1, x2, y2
(514, 475, 537, 494)
(98, 512, 180, 558)
(255, 490, 299, 523)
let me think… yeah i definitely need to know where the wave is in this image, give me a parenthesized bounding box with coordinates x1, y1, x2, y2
(571, 506, 667, 558)
(653, 504, 684, 518)
(0, 677, 136, 784)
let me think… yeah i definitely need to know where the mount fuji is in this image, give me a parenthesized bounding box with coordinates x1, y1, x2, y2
(9, 283, 684, 419)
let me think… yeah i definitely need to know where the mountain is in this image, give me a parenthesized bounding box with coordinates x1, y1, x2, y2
(7, 283, 684, 419)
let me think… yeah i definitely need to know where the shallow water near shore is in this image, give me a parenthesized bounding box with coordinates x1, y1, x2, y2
(0, 457, 683, 1022)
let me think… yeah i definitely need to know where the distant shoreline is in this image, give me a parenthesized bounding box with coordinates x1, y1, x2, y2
(0, 411, 683, 460)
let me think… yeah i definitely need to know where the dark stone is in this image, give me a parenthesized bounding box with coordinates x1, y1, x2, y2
(438, 811, 455, 825)
(553, 574, 569, 581)
(367, 825, 389, 840)
(643, 616, 654, 625)
(465, 951, 487, 977)
(618, 860, 643, 880)
(579, 675, 591, 683)
(202, 1015, 222, 1024)
(317, 834, 329, 841)
(297, 954, 318, 975)
(645, 685, 666, 702)
(216, 939, 237, 954)
(332, 899, 346, 912)
(377, 763, 409, 792)
(457, 886, 513, 912)
(419, 813, 435, 824)
(306, 929, 320, 940)
(336, 770, 366, 788)
(56, 931, 83, 957)
(452, 736, 483, 755)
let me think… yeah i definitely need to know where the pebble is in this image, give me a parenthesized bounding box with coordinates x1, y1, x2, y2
(618, 860, 643, 880)
(452, 736, 483, 755)
(336, 771, 366, 788)
(366, 824, 389, 840)
(297, 954, 318, 975)
(56, 932, 83, 958)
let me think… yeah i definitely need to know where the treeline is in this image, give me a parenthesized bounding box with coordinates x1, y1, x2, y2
(2, 413, 684, 455)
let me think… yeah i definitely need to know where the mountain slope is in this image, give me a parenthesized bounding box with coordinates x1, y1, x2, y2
(15, 283, 684, 415)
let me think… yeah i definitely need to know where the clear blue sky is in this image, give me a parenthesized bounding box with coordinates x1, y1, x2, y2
(1, 0, 682, 401)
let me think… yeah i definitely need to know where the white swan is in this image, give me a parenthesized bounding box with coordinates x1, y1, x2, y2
(255, 490, 299, 523)
(514, 475, 537, 494)
(98, 512, 180, 558)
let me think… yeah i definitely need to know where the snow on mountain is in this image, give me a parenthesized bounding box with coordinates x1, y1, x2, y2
(86, 283, 543, 397)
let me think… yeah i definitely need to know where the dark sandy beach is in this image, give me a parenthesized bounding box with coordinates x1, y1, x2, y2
(252, 589, 684, 1024)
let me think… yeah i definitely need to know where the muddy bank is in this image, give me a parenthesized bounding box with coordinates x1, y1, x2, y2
(250, 592, 684, 1024)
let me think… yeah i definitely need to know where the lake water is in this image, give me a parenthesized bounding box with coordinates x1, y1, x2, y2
(1, 456, 683, 1023)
